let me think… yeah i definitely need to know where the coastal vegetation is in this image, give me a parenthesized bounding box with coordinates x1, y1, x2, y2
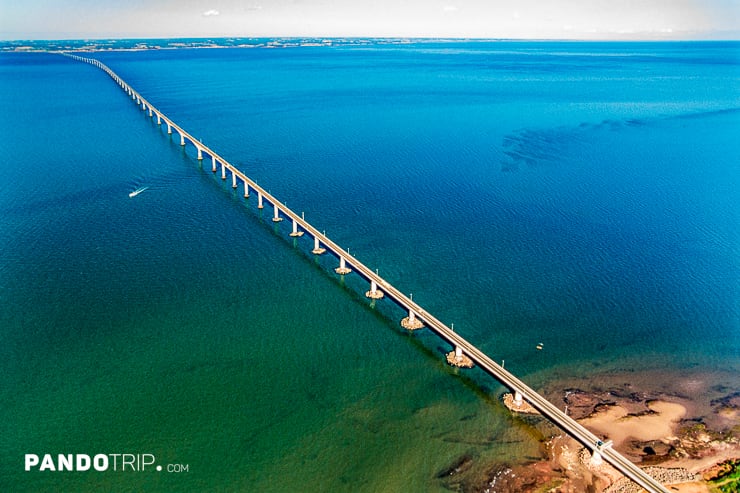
(707, 459, 740, 492)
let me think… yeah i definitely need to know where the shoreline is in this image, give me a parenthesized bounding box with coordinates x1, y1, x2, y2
(444, 368, 739, 492)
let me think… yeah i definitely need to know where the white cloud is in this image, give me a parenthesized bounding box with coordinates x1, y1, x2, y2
(202, 9, 220, 17)
(443, 5, 458, 13)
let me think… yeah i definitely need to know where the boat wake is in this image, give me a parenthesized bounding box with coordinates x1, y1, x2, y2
(128, 186, 148, 198)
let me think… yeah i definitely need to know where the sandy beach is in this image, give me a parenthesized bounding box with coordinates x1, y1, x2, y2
(580, 400, 687, 448)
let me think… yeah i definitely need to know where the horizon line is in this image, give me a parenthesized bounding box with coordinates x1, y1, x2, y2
(2, 35, 739, 43)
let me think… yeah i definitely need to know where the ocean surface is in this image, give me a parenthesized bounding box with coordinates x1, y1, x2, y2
(1, 41, 738, 492)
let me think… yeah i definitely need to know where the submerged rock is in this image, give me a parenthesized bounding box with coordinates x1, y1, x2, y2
(436, 454, 474, 479)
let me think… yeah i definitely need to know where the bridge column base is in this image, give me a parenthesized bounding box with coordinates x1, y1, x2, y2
(446, 349, 474, 368)
(335, 257, 351, 275)
(502, 393, 539, 414)
(589, 450, 603, 467)
(312, 237, 325, 254)
(365, 281, 384, 299)
(400, 316, 424, 330)
(289, 220, 303, 237)
(272, 205, 283, 223)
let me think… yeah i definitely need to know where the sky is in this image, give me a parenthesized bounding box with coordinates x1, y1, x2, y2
(1, 0, 739, 40)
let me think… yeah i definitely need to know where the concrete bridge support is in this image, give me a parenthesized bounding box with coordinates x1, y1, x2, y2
(401, 309, 424, 330)
(365, 280, 384, 299)
(590, 450, 603, 467)
(272, 204, 283, 223)
(289, 219, 303, 237)
(312, 236, 326, 255)
(335, 257, 352, 275)
(589, 440, 612, 467)
(514, 391, 523, 407)
(447, 345, 474, 368)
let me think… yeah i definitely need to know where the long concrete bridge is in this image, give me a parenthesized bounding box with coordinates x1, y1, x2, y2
(63, 52, 670, 493)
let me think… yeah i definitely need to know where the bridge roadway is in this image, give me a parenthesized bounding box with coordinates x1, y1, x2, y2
(63, 52, 670, 493)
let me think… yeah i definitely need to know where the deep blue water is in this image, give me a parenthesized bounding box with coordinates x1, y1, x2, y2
(1, 41, 738, 492)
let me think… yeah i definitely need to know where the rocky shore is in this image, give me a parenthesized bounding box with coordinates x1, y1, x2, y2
(437, 368, 739, 492)
(604, 467, 698, 493)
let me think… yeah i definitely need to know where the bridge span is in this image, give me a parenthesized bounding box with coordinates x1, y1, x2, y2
(63, 52, 670, 493)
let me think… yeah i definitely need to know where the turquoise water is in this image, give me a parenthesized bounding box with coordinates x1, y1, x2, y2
(1, 41, 738, 492)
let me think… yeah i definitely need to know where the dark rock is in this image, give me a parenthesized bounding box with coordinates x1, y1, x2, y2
(436, 454, 474, 479)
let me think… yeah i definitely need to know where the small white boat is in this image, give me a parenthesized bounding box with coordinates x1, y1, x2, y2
(128, 186, 148, 198)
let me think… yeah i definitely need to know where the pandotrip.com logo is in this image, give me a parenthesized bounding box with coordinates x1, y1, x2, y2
(25, 454, 189, 473)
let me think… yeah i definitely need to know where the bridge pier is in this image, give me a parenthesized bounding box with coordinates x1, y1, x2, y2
(157, 114, 161, 125)
(243, 181, 250, 198)
(257, 192, 264, 209)
(180, 133, 185, 146)
(365, 280, 384, 299)
(167, 123, 172, 135)
(211, 156, 217, 172)
(221, 163, 227, 180)
(289, 219, 303, 237)
(589, 440, 612, 468)
(590, 450, 603, 467)
(197, 147, 203, 160)
(272, 204, 283, 223)
(232, 171, 238, 189)
(335, 256, 352, 275)
(401, 309, 424, 330)
(447, 345, 474, 368)
(312, 236, 326, 255)
(149, 107, 153, 117)
(502, 390, 539, 414)
(514, 391, 523, 406)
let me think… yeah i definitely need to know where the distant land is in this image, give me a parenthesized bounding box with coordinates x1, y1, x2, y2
(8, 37, 726, 53)
(0, 37, 432, 52)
